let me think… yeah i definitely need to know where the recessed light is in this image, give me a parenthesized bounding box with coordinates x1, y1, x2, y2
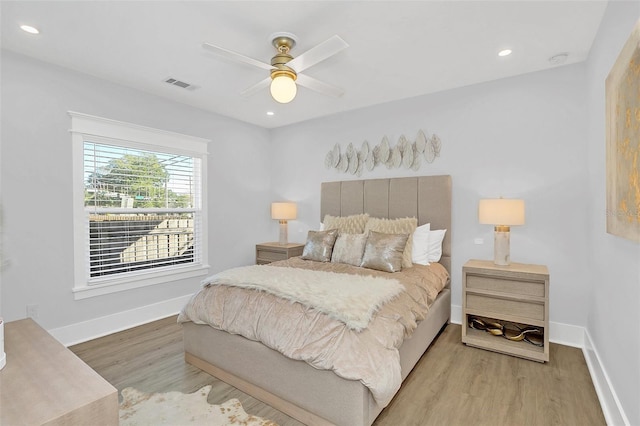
(266, 111, 275, 116)
(20, 25, 40, 34)
(498, 49, 512, 57)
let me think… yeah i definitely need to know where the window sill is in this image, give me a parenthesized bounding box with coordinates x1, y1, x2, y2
(72, 264, 210, 300)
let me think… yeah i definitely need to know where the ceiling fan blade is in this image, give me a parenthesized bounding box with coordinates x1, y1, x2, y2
(287, 35, 349, 73)
(296, 74, 345, 98)
(202, 42, 273, 71)
(240, 77, 271, 97)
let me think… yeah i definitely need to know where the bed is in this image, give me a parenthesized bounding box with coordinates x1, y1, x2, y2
(179, 175, 452, 426)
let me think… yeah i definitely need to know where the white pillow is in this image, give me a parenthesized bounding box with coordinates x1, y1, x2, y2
(411, 223, 431, 265)
(411, 225, 447, 265)
(427, 229, 447, 263)
(319, 222, 325, 231)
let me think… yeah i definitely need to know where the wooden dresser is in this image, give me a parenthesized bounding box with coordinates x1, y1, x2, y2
(0, 318, 118, 425)
(462, 259, 550, 362)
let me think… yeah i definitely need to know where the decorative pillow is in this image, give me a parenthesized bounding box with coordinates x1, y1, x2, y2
(322, 214, 369, 234)
(411, 223, 431, 265)
(360, 231, 409, 273)
(427, 229, 447, 263)
(365, 217, 417, 268)
(331, 233, 367, 266)
(301, 229, 339, 262)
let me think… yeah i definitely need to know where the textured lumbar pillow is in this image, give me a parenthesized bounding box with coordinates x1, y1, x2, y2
(323, 213, 370, 234)
(365, 217, 417, 268)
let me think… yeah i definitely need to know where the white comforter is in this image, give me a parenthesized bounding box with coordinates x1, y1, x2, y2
(178, 257, 449, 406)
(202, 265, 404, 331)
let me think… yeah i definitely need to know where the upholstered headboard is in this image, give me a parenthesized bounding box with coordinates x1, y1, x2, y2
(320, 175, 452, 274)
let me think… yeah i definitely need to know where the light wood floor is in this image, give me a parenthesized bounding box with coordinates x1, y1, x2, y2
(70, 316, 605, 426)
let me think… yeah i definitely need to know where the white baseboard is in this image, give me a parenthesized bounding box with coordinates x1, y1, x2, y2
(450, 304, 584, 346)
(548, 321, 584, 348)
(583, 330, 629, 426)
(48, 294, 192, 347)
(450, 304, 462, 324)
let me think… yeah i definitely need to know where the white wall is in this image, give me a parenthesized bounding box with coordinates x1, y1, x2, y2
(0, 51, 273, 331)
(585, 2, 640, 425)
(2, 4, 638, 419)
(271, 63, 591, 331)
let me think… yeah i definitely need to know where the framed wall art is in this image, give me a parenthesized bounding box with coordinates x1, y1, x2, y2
(606, 18, 640, 243)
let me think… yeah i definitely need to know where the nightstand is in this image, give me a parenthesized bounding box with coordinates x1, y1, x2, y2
(462, 259, 550, 362)
(256, 242, 304, 265)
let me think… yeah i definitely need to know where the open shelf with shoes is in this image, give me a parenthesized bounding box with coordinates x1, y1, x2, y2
(461, 260, 550, 363)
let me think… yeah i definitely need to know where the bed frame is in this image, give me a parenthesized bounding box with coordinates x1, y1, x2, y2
(184, 175, 452, 426)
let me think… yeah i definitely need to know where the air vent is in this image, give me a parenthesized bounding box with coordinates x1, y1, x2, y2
(163, 77, 197, 90)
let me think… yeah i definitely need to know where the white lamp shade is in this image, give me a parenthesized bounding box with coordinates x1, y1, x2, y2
(270, 75, 297, 103)
(479, 199, 525, 225)
(271, 202, 297, 220)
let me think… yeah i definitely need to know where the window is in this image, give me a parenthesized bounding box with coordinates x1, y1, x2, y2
(71, 112, 209, 299)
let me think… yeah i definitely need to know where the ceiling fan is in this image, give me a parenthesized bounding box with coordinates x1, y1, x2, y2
(202, 32, 348, 104)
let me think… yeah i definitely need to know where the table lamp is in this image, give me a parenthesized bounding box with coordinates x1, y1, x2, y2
(271, 202, 297, 245)
(479, 198, 525, 265)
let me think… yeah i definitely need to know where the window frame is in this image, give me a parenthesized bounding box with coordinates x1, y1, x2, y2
(70, 112, 209, 300)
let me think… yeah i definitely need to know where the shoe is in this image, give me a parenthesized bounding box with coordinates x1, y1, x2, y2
(469, 317, 487, 330)
(484, 320, 504, 336)
(522, 328, 544, 346)
(468, 317, 504, 336)
(503, 326, 542, 343)
(503, 326, 527, 341)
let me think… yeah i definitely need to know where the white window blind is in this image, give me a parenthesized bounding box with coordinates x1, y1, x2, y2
(70, 111, 209, 298)
(84, 142, 201, 279)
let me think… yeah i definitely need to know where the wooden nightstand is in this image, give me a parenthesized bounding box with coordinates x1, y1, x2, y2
(256, 242, 304, 265)
(462, 259, 550, 362)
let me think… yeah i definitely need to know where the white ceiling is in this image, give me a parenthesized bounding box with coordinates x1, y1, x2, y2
(1, 1, 607, 129)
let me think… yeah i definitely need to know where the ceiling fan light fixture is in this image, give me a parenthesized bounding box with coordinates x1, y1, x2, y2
(270, 70, 297, 104)
(20, 24, 40, 34)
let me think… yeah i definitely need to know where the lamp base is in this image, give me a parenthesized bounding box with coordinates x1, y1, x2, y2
(494, 226, 511, 266)
(278, 220, 289, 245)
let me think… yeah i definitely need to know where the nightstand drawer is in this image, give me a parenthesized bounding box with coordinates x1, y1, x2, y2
(467, 294, 544, 321)
(257, 249, 288, 262)
(466, 274, 545, 297)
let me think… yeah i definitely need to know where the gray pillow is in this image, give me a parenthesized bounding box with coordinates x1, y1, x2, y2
(365, 217, 417, 269)
(301, 229, 339, 262)
(360, 231, 409, 273)
(331, 233, 367, 266)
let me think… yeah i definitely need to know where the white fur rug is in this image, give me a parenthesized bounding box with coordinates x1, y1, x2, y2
(203, 265, 403, 331)
(119, 385, 276, 426)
